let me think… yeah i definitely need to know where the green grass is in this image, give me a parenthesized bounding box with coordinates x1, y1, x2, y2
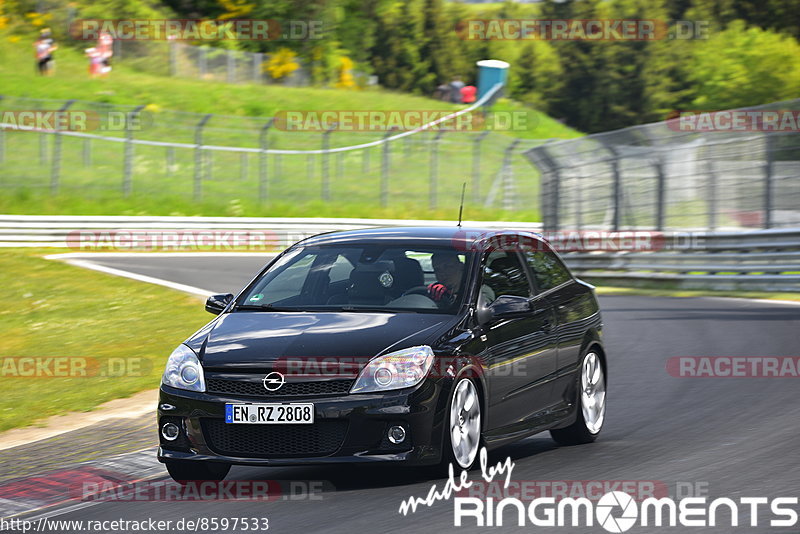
(0, 33, 578, 139)
(594, 285, 800, 302)
(0, 249, 211, 431)
(0, 32, 578, 220)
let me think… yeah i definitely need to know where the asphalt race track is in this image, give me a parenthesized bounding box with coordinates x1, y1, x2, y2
(13, 255, 800, 533)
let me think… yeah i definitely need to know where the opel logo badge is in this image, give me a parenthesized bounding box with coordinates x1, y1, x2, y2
(262, 371, 285, 392)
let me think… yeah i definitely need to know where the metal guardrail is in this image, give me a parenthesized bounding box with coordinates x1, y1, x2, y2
(561, 228, 800, 292)
(3, 215, 799, 291)
(0, 215, 543, 248)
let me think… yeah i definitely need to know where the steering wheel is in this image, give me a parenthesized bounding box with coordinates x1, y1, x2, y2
(402, 285, 432, 297)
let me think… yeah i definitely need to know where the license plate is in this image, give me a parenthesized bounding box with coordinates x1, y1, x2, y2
(225, 403, 314, 424)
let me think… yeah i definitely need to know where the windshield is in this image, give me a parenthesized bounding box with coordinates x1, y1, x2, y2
(236, 245, 472, 314)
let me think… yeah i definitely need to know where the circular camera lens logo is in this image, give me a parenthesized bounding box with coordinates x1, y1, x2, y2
(596, 491, 638, 533)
(262, 371, 285, 392)
(379, 271, 394, 288)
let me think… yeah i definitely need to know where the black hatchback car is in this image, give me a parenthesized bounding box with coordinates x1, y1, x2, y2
(157, 227, 606, 482)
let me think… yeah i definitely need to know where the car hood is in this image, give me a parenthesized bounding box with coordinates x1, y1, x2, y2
(186, 311, 458, 371)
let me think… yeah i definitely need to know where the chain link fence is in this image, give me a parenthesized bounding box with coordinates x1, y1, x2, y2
(114, 40, 314, 86)
(526, 100, 800, 231)
(0, 95, 546, 216)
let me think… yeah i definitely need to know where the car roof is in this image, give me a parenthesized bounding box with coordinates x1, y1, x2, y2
(296, 226, 544, 250)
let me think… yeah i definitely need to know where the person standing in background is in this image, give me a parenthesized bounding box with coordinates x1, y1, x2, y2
(34, 28, 57, 76)
(97, 32, 114, 75)
(460, 84, 477, 104)
(449, 77, 465, 104)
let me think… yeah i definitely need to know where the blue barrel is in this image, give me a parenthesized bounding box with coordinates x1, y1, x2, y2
(476, 59, 510, 101)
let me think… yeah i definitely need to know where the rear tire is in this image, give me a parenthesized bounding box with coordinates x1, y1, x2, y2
(165, 459, 230, 484)
(550, 350, 606, 445)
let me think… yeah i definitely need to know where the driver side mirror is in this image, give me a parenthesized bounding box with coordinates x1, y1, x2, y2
(205, 293, 233, 315)
(476, 294, 532, 325)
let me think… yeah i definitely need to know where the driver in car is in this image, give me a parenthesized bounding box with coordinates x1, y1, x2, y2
(428, 251, 496, 306)
(428, 252, 465, 304)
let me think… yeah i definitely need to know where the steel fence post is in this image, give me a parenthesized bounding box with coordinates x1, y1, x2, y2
(429, 131, 445, 210)
(199, 46, 207, 79)
(655, 155, 666, 231)
(706, 157, 717, 231)
(336, 152, 344, 182)
(254, 53, 262, 83)
(240, 152, 248, 181)
(50, 99, 75, 195)
(380, 130, 392, 208)
(608, 147, 622, 231)
(166, 147, 174, 177)
(764, 134, 774, 229)
(40, 133, 47, 165)
(83, 138, 91, 167)
(123, 104, 145, 197)
(501, 139, 521, 212)
(227, 49, 234, 83)
(194, 114, 212, 200)
(307, 154, 314, 183)
(472, 131, 489, 204)
(322, 124, 336, 201)
(258, 118, 274, 203)
(575, 167, 583, 231)
(169, 40, 177, 76)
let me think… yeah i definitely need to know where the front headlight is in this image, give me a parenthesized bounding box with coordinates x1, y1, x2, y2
(350, 346, 434, 393)
(162, 344, 206, 392)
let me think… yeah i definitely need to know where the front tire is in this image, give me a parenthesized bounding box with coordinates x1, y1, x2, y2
(550, 350, 606, 445)
(165, 459, 231, 484)
(442, 377, 483, 471)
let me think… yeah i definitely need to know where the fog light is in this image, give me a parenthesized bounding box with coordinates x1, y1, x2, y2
(388, 425, 406, 444)
(161, 422, 180, 441)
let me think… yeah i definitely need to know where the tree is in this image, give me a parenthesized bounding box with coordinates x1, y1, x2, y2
(688, 20, 800, 109)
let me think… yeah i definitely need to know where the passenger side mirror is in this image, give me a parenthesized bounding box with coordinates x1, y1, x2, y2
(205, 293, 234, 315)
(476, 294, 532, 325)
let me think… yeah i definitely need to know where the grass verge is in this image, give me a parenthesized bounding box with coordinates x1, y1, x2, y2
(0, 249, 210, 432)
(594, 285, 800, 302)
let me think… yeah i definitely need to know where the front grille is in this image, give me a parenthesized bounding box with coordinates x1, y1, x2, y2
(202, 419, 348, 458)
(206, 378, 354, 398)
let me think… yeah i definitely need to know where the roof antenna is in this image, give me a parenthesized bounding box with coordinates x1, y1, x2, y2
(457, 182, 466, 227)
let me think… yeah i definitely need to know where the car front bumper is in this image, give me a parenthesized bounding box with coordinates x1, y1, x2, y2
(156, 378, 448, 467)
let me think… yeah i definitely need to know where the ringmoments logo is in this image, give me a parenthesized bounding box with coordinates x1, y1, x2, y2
(451, 491, 799, 530)
(397, 450, 799, 531)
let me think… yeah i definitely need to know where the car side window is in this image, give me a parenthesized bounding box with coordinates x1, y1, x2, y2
(481, 251, 532, 302)
(523, 249, 571, 292)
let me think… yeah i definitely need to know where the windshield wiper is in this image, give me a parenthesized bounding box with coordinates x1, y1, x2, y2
(234, 304, 305, 312)
(335, 306, 420, 313)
